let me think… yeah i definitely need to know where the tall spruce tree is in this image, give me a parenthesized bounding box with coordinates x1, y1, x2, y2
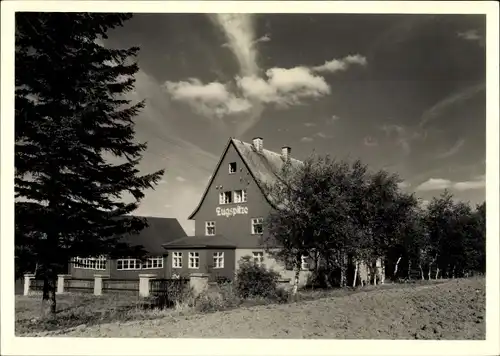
(15, 13, 164, 314)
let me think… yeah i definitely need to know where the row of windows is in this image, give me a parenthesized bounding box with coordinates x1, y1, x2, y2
(73, 252, 309, 271)
(219, 189, 247, 204)
(73, 257, 107, 270)
(205, 217, 263, 236)
(116, 257, 164, 270)
(73, 257, 164, 271)
(172, 251, 224, 269)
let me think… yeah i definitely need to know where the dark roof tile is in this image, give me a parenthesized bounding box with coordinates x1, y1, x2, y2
(119, 217, 187, 255)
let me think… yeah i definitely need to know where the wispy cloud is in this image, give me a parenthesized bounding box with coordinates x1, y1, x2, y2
(363, 136, 378, 147)
(457, 29, 484, 46)
(300, 137, 314, 143)
(312, 54, 367, 73)
(454, 179, 485, 191)
(304, 122, 317, 127)
(326, 115, 340, 125)
(380, 124, 423, 155)
(419, 83, 485, 127)
(415, 178, 453, 191)
(254, 33, 271, 45)
(210, 14, 259, 76)
(176, 176, 186, 182)
(315, 132, 332, 139)
(415, 176, 485, 192)
(436, 139, 465, 159)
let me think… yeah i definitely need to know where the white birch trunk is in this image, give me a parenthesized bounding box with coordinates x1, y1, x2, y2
(435, 267, 440, 280)
(393, 256, 402, 277)
(292, 268, 300, 295)
(380, 259, 385, 285)
(419, 264, 425, 280)
(353, 260, 358, 288)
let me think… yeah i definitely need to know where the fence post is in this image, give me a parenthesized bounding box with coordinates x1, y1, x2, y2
(93, 274, 109, 296)
(189, 273, 209, 297)
(23, 273, 35, 296)
(139, 274, 157, 298)
(56, 274, 71, 294)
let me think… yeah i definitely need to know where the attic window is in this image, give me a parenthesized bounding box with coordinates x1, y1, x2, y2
(219, 191, 232, 205)
(229, 162, 237, 174)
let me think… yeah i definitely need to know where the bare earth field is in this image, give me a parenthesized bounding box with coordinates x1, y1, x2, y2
(17, 277, 484, 339)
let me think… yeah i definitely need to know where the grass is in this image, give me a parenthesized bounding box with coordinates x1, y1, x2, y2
(15, 292, 170, 334)
(16, 277, 485, 339)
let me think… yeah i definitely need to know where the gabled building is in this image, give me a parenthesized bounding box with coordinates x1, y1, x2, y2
(161, 137, 314, 285)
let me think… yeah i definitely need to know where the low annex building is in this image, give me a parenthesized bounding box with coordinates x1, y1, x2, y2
(70, 217, 187, 280)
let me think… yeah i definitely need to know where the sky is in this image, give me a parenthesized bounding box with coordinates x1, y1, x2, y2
(103, 13, 486, 234)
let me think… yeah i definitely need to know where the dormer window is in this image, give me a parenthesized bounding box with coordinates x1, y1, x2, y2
(229, 162, 237, 174)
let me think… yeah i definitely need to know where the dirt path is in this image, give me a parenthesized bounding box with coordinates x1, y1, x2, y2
(26, 278, 485, 339)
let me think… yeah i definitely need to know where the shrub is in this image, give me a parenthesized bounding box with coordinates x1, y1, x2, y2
(269, 286, 291, 304)
(235, 256, 281, 299)
(148, 281, 192, 309)
(195, 283, 241, 312)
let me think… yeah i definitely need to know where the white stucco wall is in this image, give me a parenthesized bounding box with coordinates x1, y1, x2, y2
(234, 248, 312, 287)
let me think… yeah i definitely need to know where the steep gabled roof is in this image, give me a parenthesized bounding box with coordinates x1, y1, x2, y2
(119, 217, 187, 255)
(188, 138, 303, 219)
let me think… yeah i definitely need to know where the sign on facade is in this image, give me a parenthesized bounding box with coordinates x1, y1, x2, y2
(216, 206, 248, 217)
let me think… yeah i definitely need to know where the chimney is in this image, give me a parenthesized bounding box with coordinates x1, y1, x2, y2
(252, 137, 263, 152)
(281, 146, 291, 161)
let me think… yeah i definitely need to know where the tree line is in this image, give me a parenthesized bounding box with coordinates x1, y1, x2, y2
(261, 157, 486, 292)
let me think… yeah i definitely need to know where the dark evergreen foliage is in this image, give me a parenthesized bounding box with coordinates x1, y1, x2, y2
(15, 12, 164, 314)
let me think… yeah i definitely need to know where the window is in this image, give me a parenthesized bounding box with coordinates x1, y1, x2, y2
(143, 257, 164, 269)
(73, 257, 106, 270)
(234, 189, 247, 203)
(301, 255, 310, 270)
(252, 251, 264, 266)
(213, 252, 224, 269)
(219, 191, 232, 204)
(205, 221, 216, 236)
(229, 162, 237, 174)
(117, 258, 141, 270)
(172, 252, 182, 268)
(251, 217, 264, 235)
(189, 252, 200, 269)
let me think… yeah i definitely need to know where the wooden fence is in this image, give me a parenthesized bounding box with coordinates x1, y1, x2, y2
(64, 278, 95, 293)
(148, 278, 190, 307)
(102, 279, 139, 293)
